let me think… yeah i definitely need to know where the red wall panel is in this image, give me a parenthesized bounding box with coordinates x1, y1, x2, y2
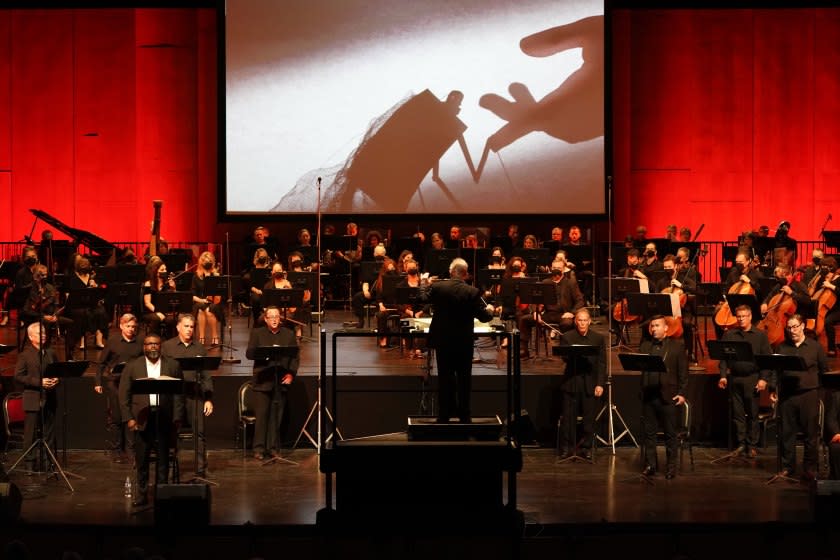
(0, 12, 10, 172)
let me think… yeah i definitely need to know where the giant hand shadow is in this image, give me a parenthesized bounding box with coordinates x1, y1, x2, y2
(475, 15, 604, 180)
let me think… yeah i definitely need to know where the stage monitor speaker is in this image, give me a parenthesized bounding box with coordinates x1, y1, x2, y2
(0, 482, 22, 522)
(155, 484, 210, 526)
(811, 480, 840, 522)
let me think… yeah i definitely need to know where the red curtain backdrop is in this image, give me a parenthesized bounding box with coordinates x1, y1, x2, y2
(0, 8, 216, 246)
(612, 8, 840, 243)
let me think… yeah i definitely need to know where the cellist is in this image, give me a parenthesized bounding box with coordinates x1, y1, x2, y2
(812, 257, 840, 356)
(715, 250, 764, 339)
(758, 265, 809, 347)
(662, 253, 698, 359)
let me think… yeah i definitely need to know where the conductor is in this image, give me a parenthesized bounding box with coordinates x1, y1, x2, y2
(419, 258, 494, 423)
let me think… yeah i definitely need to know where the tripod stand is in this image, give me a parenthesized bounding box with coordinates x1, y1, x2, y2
(294, 329, 343, 452)
(8, 342, 87, 492)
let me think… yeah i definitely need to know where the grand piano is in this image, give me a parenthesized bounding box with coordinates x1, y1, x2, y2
(28, 208, 126, 265)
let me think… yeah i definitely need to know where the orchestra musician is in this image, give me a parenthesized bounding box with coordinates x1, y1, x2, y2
(15, 322, 60, 472)
(94, 313, 143, 463)
(803, 248, 824, 287)
(373, 258, 399, 348)
(261, 262, 300, 330)
(396, 258, 428, 358)
(191, 251, 223, 346)
(287, 253, 313, 339)
(813, 257, 840, 356)
(243, 248, 272, 324)
(519, 255, 585, 358)
(639, 242, 663, 277)
(760, 265, 810, 318)
(566, 226, 584, 246)
(22, 264, 74, 361)
(67, 255, 108, 350)
(447, 225, 461, 249)
(662, 252, 698, 359)
(349, 244, 387, 328)
(619, 248, 647, 280)
(773, 220, 797, 268)
(142, 258, 177, 336)
(418, 258, 494, 423)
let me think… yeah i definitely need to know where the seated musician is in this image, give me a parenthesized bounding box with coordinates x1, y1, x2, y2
(242, 225, 279, 272)
(619, 248, 647, 280)
(519, 256, 585, 359)
(816, 257, 840, 356)
(396, 250, 415, 275)
(447, 225, 461, 249)
(349, 244, 387, 328)
(261, 262, 296, 329)
(639, 242, 663, 277)
(760, 265, 810, 318)
(550, 227, 564, 245)
(287, 253, 313, 339)
(429, 232, 445, 250)
(397, 259, 428, 358)
(803, 248, 824, 286)
(725, 250, 764, 298)
(374, 258, 399, 348)
(142, 258, 177, 336)
(67, 256, 108, 350)
(191, 251, 224, 346)
(662, 253, 698, 360)
(21, 264, 75, 360)
(292, 228, 318, 271)
(522, 234, 538, 249)
(243, 248, 271, 324)
(11, 246, 39, 319)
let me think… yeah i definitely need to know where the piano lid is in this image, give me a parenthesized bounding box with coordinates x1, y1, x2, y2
(30, 208, 118, 256)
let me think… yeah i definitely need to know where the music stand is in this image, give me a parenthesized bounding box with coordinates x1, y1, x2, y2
(254, 346, 300, 466)
(458, 248, 489, 272)
(823, 231, 840, 251)
(618, 352, 667, 484)
(8, 360, 90, 492)
(203, 275, 241, 352)
(552, 344, 600, 463)
(627, 292, 681, 322)
(599, 277, 645, 349)
(755, 353, 808, 484)
(723, 293, 761, 324)
(424, 249, 458, 278)
(160, 253, 189, 273)
(707, 340, 756, 464)
(518, 282, 556, 361)
(261, 288, 305, 331)
(175, 355, 221, 486)
(151, 291, 193, 315)
(512, 248, 551, 272)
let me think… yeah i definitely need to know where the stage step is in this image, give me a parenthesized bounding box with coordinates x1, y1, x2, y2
(407, 415, 504, 441)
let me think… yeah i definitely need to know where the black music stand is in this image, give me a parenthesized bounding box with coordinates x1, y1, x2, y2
(8, 360, 89, 492)
(261, 288, 305, 330)
(513, 248, 551, 272)
(627, 292, 679, 324)
(708, 340, 756, 464)
(459, 248, 489, 272)
(107, 282, 142, 321)
(203, 275, 241, 353)
(128, 376, 186, 513)
(599, 277, 644, 349)
(359, 261, 381, 286)
(175, 355, 221, 486)
(424, 249, 458, 278)
(518, 282, 557, 361)
(160, 253, 190, 273)
(723, 293, 761, 324)
(254, 346, 300, 466)
(756, 353, 808, 485)
(476, 268, 504, 292)
(823, 231, 840, 251)
(552, 344, 600, 463)
(151, 291, 193, 315)
(618, 352, 667, 484)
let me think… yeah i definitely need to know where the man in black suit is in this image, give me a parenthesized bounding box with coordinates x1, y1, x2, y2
(119, 334, 184, 507)
(419, 257, 494, 422)
(15, 322, 59, 472)
(94, 313, 143, 463)
(638, 315, 688, 479)
(245, 305, 299, 460)
(162, 313, 212, 477)
(557, 308, 606, 459)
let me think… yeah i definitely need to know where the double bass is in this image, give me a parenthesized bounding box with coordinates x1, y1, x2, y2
(714, 260, 755, 329)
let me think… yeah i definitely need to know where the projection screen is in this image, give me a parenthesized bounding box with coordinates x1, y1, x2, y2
(224, 0, 604, 215)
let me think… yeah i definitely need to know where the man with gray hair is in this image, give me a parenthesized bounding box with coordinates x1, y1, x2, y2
(419, 258, 494, 422)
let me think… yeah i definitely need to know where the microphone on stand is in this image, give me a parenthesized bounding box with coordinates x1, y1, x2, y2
(317, 176, 322, 187)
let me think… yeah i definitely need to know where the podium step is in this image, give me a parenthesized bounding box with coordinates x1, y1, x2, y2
(407, 415, 504, 441)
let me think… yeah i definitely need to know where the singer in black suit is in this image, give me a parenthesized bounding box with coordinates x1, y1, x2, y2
(638, 315, 688, 479)
(119, 334, 184, 507)
(15, 322, 59, 471)
(419, 257, 494, 422)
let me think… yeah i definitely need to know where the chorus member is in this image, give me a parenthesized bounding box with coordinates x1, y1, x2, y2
(566, 226, 584, 246)
(142, 258, 177, 336)
(67, 256, 108, 350)
(191, 251, 223, 346)
(717, 305, 772, 458)
(507, 224, 521, 249)
(374, 258, 399, 348)
(557, 309, 605, 459)
(447, 225, 462, 249)
(243, 248, 272, 324)
(162, 314, 212, 477)
(22, 264, 74, 360)
(824, 388, 840, 480)
(519, 257, 584, 358)
(245, 306, 299, 460)
(397, 259, 429, 358)
(419, 258, 494, 422)
(638, 315, 688, 479)
(550, 227, 564, 244)
(94, 313, 143, 462)
(522, 234, 538, 250)
(15, 322, 59, 471)
(119, 335, 184, 507)
(770, 315, 827, 481)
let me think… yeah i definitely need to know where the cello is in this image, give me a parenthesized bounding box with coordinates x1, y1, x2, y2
(714, 259, 755, 329)
(809, 267, 837, 352)
(757, 273, 798, 347)
(612, 264, 643, 324)
(661, 263, 687, 339)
